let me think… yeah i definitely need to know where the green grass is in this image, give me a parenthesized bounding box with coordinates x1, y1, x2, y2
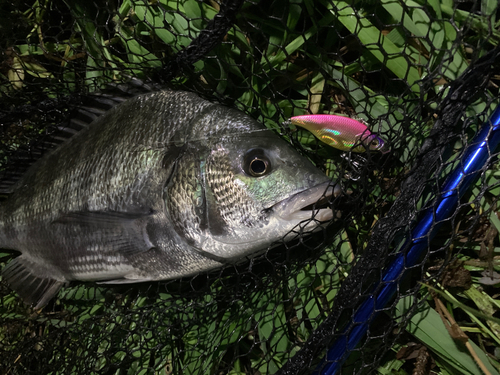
(1, 0, 500, 374)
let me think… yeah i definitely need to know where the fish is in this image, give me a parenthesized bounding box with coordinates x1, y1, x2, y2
(290, 114, 389, 153)
(0, 90, 340, 308)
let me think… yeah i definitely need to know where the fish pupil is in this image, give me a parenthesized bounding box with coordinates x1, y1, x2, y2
(250, 159, 267, 176)
(244, 149, 271, 177)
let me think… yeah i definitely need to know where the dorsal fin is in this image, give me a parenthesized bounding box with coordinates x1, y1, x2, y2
(0, 78, 161, 195)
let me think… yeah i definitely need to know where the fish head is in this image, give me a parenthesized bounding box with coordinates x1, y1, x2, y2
(165, 107, 341, 262)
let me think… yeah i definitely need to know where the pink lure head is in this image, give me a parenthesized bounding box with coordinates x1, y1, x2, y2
(290, 114, 389, 153)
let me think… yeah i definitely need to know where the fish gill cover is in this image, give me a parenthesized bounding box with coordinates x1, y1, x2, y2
(1, 1, 500, 375)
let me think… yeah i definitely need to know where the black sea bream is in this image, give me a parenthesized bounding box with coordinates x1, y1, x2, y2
(0, 90, 339, 308)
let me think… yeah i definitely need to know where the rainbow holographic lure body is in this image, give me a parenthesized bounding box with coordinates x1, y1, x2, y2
(290, 114, 389, 153)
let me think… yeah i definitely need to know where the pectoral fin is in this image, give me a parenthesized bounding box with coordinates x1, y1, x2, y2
(2, 256, 66, 309)
(52, 210, 155, 256)
(52, 210, 153, 225)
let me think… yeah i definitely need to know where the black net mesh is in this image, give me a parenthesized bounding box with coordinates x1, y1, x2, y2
(1, 0, 500, 374)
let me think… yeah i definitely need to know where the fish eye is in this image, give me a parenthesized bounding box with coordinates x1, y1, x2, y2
(244, 149, 271, 177)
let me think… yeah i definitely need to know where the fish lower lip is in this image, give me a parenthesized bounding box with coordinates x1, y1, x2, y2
(273, 181, 341, 222)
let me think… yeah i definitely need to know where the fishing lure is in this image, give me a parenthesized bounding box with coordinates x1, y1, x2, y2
(291, 114, 389, 153)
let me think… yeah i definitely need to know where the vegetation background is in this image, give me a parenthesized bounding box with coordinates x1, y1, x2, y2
(0, 0, 500, 374)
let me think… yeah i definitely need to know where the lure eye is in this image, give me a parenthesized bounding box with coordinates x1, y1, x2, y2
(367, 136, 384, 151)
(244, 149, 271, 177)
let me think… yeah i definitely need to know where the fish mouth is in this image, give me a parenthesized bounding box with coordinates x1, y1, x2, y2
(272, 181, 341, 222)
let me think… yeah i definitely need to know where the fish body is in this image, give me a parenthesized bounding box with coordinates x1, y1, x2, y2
(291, 114, 388, 153)
(0, 90, 339, 308)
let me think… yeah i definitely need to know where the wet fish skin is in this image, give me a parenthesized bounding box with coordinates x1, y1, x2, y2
(291, 114, 388, 153)
(0, 90, 339, 308)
